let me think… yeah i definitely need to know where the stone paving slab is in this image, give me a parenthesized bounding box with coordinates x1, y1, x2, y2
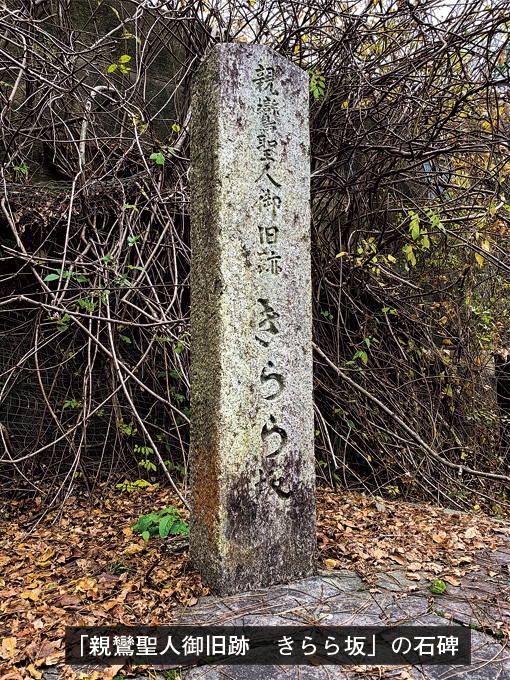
(181, 629, 510, 680)
(176, 557, 510, 680)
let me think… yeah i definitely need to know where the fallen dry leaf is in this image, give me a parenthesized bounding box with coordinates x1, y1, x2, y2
(102, 665, 124, 680)
(26, 664, 42, 679)
(102, 600, 118, 611)
(443, 575, 461, 587)
(75, 578, 96, 592)
(24, 640, 62, 665)
(20, 591, 39, 601)
(122, 544, 145, 555)
(0, 639, 17, 660)
(57, 595, 81, 606)
(323, 558, 339, 568)
(407, 562, 422, 571)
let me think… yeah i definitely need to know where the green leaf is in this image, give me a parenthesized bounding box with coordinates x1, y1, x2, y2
(44, 273, 60, 281)
(118, 54, 131, 63)
(409, 210, 420, 240)
(119, 334, 131, 343)
(135, 516, 152, 533)
(107, 64, 118, 73)
(170, 520, 189, 536)
(134, 479, 151, 488)
(429, 579, 446, 594)
(309, 69, 326, 100)
(427, 209, 446, 233)
(159, 515, 174, 538)
(149, 152, 165, 165)
(142, 531, 150, 541)
(402, 244, 416, 266)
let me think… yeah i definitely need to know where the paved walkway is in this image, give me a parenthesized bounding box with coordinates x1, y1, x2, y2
(176, 540, 510, 679)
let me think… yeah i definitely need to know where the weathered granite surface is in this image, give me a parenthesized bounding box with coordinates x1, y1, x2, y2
(190, 44, 315, 595)
(177, 561, 510, 680)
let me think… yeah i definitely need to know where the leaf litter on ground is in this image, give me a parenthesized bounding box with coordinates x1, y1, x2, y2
(317, 488, 509, 585)
(0, 486, 508, 679)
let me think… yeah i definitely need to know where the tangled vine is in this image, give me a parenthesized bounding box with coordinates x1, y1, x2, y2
(1, 0, 510, 516)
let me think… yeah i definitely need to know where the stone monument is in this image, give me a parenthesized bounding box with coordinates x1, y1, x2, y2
(190, 43, 315, 595)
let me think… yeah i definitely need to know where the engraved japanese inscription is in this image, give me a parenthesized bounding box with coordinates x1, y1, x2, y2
(190, 44, 316, 596)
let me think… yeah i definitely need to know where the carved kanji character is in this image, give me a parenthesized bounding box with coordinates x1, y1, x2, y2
(253, 65, 279, 94)
(258, 225, 279, 245)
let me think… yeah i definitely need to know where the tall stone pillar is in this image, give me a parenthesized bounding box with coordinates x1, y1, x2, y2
(190, 43, 315, 595)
